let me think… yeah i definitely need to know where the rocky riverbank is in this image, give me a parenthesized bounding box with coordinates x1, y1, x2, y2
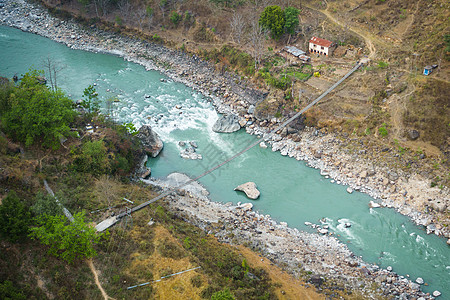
(0, 0, 448, 298)
(145, 172, 436, 299)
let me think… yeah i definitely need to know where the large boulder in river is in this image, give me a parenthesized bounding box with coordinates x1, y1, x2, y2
(136, 125, 163, 157)
(234, 182, 260, 199)
(212, 114, 241, 133)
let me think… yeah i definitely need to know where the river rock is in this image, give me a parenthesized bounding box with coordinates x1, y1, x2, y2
(212, 114, 241, 133)
(140, 167, 151, 179)
(234, 182, 260, 199)
(369, 200, 381, 208)
(432, 290, 441, 297)
(259, 142, 268, 148)
(346, 187, 353, 194)
(239, 203, 253, 210)
(136, 125, 164, 157)
(415, 277, 424, 285)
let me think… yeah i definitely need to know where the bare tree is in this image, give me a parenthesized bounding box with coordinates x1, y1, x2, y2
(249, 21, 266, 70)
(231, 12, 245, 44)
(42, 57, 64, 92)
(435, 46, 444, 73)
(94, 0, 110, 18)
(118, 0, 131, 22)
(134, 7, 147, 31)
(159, 0, 167, 22)
(146, 6, 154, 28)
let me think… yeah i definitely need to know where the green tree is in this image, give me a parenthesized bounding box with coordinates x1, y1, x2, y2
(211, 288, 235, 300)
(0, 69, 75, 149)
(31, 191, 63, 217)
(284, 7, 299, 35)
(81, 85, 100, 114)
(0, 281, 26, 300)
(259, 5, 285, 40)
(0, 191, 32, 242)
(30, 212, 105, 263)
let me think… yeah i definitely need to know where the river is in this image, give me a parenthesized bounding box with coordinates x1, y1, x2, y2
(0, 25, 448, 296)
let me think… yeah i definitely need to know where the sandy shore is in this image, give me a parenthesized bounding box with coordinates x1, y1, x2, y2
(0, 0, 447, 298)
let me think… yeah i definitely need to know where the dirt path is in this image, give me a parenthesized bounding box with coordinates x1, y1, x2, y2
(88, 259, 114, 300)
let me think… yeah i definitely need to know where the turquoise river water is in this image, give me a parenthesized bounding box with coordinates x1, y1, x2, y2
(1, 25, 448, 296)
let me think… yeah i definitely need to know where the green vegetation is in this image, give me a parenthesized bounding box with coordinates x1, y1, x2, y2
(80, 84, 100, 115)
(284, 7, 300, 35)
(259, 5, 285, 39)
(378, 123, 388, 137)
(0, 69, 75, 149)
(169, 11, 181, 26)
(0, 191, 32, 242)
(30, 212, 106, 263)
(259, 6, 300, 39)
(211, 288, 235, 300)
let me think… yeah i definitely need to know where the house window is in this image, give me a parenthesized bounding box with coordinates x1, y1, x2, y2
(314, 44, 317, 48)
(321, 46, 324, 50)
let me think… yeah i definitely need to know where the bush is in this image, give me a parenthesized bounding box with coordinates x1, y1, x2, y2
(72, 140, 110, 175)
(211, 288, 235, 300)
(378, 123, 388, 137)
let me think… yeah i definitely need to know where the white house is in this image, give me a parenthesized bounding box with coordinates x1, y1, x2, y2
(309, 36, 335, 56)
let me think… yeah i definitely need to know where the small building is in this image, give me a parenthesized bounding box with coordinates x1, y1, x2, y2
(423, 66, 433, 76)
(309, 36, 335, 56)
(283, 46, 311, 62)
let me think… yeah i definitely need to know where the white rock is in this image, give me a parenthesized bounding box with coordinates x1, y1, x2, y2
(369, 200, 381, 208)
(432, 290, 441, 297)
(387, 266, 393, 272)
(346, 187, 353, 194)
(234, 182, 260, 200)
(240, 203, 253, 210)
(304, 222, 312, 226)
(259, 142, 268, 149)
(415, 277, 424, 285)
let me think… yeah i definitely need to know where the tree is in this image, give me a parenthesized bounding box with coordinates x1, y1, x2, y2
(250, 21, 266, 69)
(146, 6, 154, 28)
(118, 0, 131, 21)
(81, 84, 100, 115)
(0, 281, 26, 300)
(0, 69, 75, 149)
(30, 212, 105, 263)
(284, 6, 299, 35)
(0, 191, 32, 242)
(259, 5, 285, 40)
(230, 12, 245, 44)
(31, 191, 63, 217)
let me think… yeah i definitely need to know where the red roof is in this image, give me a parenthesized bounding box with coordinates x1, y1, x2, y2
(309, 36, 333, 48)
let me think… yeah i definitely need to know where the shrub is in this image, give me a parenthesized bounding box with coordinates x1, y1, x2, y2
(211, 288, 235, 300)
(169, 11, 181, 26)
(72, 140, 110, 175)
(378, 123, 388, 137)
